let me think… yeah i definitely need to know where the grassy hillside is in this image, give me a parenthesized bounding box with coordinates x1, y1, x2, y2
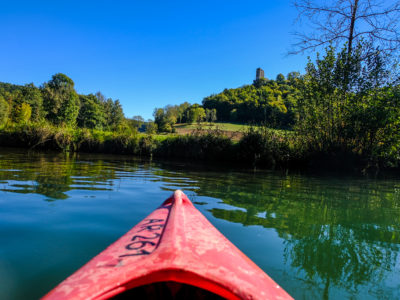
(174, 123, 290, 140)
(175, 122, 251, 132)
(173, 122, 253, 140)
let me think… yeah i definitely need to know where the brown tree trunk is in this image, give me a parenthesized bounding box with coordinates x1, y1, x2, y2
(348, 0, 359, 55)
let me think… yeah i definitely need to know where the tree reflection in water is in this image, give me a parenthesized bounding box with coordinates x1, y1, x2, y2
(0, 149, 399, 299)
(192, 172, 400, 299)
(0, 151, 125, 200)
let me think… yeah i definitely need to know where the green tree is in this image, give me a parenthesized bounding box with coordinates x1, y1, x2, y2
(153, 107, 173, 132)
(130, 115, 145, 130)
(296, 43, 400, 164)
(177, 102, 190, 123)
(96, 92, 125, 130)
(287, 71, 300, 82)
(13, 103, 32, 124)
(0, 95, 9, 126)
(164, 105, 179, 125)
(110, 100, 124, 128)
(210, 108, 217, 123)
(145, 121, 157, 134)
(77, 94, 105, 129)
(276, 73, 285, 83)
(101, 98, 114, 128)
(205, 108, 217, 123)
(187, 104, 206, 123)
(21, 84, 44, 122)
(42, 73, 80, 125)
(153, 105, 184, 132)
(202, 77, 298, 127)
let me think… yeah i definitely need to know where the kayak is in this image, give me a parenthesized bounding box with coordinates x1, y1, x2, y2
(42, 190, 292, 300)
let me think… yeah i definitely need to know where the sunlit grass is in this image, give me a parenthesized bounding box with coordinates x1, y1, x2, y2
(174, 122, 291, 136)
(174, 122, 251, 132)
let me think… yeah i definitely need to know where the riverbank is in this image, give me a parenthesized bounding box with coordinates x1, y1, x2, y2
(0, 122, 396, 172)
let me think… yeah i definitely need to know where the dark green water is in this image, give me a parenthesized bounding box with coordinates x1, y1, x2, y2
(0, 148, 399, 300)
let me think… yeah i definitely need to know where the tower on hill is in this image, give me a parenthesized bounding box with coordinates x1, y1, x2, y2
(256, 68, 264, 80)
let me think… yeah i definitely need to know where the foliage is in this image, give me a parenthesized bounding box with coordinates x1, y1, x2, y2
(186, 104, 206, 123)
(296, 43, 400, 167)
(154, 77, 300, 132)
(109, 100, 125, 128)
(153, 103, 194, 132)
(154, 129, 234, 161)
(93, 92, 126, 130)
(129, 115, 145, 131)
(202, 76, 300, 128)
(205, 108, 217, 123)
(13, 102, 32, 124)
(0, 75, 127, 134)
(7, 84, 45, 122)
(77, 94, 105, 129)
(145, 121, 157, 134)
(20, 84, 44, 122)
(0, 63, 399, 171)
(238, 126, 300, 168)
(42, 73, 80, 125)
(153, 107, 173, 132)
(0, 96, 9, 127)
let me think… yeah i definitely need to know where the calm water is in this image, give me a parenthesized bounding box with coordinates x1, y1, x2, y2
(0, 148, 399, 300)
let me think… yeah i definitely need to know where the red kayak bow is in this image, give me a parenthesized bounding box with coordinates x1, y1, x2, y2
(42, 190, 292, 300)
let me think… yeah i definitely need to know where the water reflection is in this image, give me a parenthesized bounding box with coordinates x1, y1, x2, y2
(192, 174, 400, 299)
(0, 152, 124, 200)
(0, 148, 399, 299)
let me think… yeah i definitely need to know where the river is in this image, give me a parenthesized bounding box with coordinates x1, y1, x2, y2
(0, 148, 399, 299)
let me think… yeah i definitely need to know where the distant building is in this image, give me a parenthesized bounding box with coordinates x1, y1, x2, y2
(256, 68, 264, 80)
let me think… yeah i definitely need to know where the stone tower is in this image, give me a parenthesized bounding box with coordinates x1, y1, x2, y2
(256, 68, 264, 80)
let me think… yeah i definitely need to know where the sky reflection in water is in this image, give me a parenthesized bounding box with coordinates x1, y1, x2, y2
(0, 148, 399, 300)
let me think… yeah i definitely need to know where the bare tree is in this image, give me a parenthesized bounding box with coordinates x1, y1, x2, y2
(291, 0, 400, 55)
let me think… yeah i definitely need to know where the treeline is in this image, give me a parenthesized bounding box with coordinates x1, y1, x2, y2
(153, 103, 216, 132)
(294, 44, 400, 168)
(0, 73, 128, 131)
(0, 122, 303, 169)
(152, 42, 400, 170)
(153, 73, 301, 133)
(1, 42, 399, 171)
(203, 73, 301, 128)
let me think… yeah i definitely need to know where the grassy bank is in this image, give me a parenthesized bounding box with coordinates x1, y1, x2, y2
(0, 122, 396, 172)
(174, 122, 252, 132)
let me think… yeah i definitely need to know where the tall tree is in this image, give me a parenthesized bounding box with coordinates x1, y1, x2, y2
(291, 0, 400, 55)
(77, 94, 105, 129)
(153, 107, 175, 132)
(96, 92, 125, 130)
(21, 84, 44, 122)
(177, 102, 190, 123)
(110, 100, 124, 128)
(42, 73, 80, 125)
(205, 108, 217, 123)
(187, 104, 206, 123)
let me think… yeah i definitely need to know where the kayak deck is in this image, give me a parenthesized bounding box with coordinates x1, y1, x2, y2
(42, 190, 292, 300)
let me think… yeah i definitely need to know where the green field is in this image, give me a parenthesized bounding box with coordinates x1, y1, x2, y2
(174, 122, 253, 132)
(174, 123, 291, 137)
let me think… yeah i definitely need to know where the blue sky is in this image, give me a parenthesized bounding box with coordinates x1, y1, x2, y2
(0, 0, 309, 120)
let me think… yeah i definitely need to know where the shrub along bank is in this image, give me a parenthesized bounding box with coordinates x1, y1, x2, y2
(0, 122, 396, 172)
